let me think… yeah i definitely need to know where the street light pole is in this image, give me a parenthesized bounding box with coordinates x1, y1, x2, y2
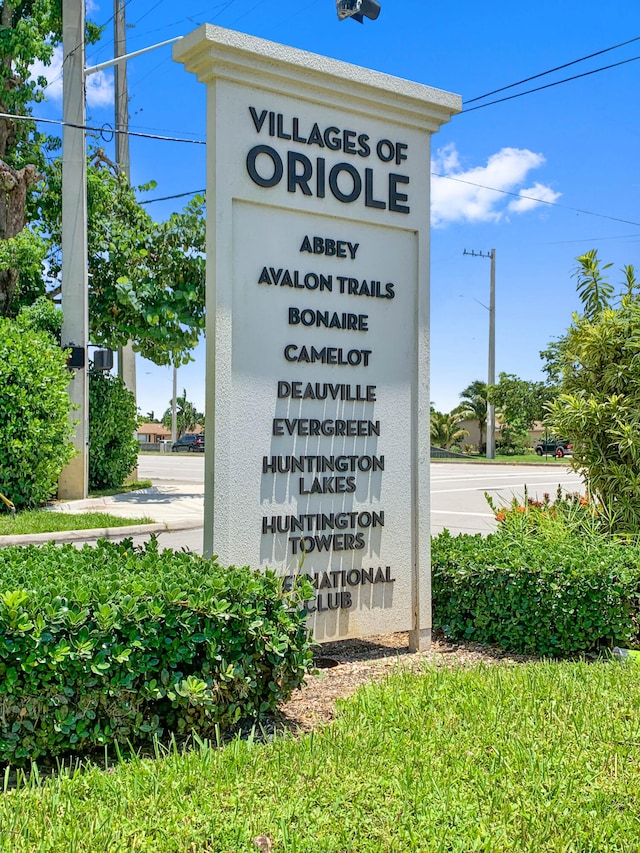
(463, 249, 496, 459)
(59, 0, 88, 499)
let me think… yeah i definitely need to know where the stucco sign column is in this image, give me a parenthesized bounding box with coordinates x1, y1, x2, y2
(174, 26, 461, 650)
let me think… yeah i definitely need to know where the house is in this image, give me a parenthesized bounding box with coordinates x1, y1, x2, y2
(136, 422, 172, 449)
(455, 418, 547, 451)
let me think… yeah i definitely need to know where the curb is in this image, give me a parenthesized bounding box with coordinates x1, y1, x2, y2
(0, 518, 203, 547)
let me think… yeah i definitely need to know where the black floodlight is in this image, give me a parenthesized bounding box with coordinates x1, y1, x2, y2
(336, 0, 381, 23)
(92, 348, 114, 372)
(65, 345, 86, 370)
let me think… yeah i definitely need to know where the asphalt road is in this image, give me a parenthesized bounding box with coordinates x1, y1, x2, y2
(135, 454, 584, 552)
(430, 461, 583, 536)
(139, 452, 206, 484)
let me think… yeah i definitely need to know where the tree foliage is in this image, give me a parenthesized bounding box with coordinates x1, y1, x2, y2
(0, 315, 74, 508)
(430, 409, 468, 450)
(544, 251, 640, 532)
(39, 154, 206, 366)
(454, 380, 488, 447)
(0, 3, 206, 364)
(488, 372, 557, 433)
(0, 0, 100, 315)
(162, 388, 203, 438)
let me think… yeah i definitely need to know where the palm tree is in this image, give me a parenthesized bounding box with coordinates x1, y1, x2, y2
(430, 410, 469, 450)
(161, 390, 203, 437)
(455, 380, 489, 449)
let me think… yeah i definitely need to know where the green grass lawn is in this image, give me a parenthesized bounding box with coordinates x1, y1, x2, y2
(2, 660, 640, 852)
(0, 510, 153, 536)
(432, 454, 572, 464)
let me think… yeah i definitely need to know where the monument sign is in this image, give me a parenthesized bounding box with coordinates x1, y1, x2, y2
(174, 26, 461, 649)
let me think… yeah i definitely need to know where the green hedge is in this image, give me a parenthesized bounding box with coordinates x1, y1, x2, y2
(432, 530, 640, 656)
(0, 317, 74, 509)
(0, 539, 312, 765)
(88, 370, 139, 491)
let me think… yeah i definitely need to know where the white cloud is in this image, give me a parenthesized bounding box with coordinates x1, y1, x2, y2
(431, 143, 560, 227)
(30, 45, 63, 100)
(30, 44, 113, 109)
(508, 182, 562, 213)
(86, 68, 114, 108)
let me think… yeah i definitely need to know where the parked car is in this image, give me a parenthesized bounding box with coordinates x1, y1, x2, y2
(535, 438, 573, 458)
(171, 434, 204, 452)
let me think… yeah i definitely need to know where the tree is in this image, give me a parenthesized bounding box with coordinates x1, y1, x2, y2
(430, 409, 469, 450)
(0, 0, 100, 315)
(162, 389, 203, 438)
(38, 154, 206, 366)
(455, 380, 488, 448)
(543, 251, 640, 531)
(0, 7, 207, 368)
(488, 372, 557, 434)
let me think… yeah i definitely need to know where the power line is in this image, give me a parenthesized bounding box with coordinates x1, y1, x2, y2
(466, 35, 640, 104)
(0, 111, 205, 144)
(431, 172, 640, 228)
(140, 188, 205, 204)
(544, 233, 640, 246)
(131, 0, 171, 27)
(140, 175, 640, 230)
(125, 1, 239, 99)
(462, 54, 640, 113)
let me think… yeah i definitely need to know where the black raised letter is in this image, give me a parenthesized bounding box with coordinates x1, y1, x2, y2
(246, 145, 283, 188)
(288, 151, 313, 195)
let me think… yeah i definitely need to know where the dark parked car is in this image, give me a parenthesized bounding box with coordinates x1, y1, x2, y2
(535, 438, 573, 458)
(171, 434, 204, 452)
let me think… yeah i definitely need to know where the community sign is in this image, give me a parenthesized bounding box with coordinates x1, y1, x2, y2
(174, 26, 461, 648)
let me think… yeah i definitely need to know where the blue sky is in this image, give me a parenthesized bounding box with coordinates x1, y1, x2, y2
(34, 0, 640, 417)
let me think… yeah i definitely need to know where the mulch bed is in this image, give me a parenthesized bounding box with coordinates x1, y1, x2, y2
(278, 632, 535, 732)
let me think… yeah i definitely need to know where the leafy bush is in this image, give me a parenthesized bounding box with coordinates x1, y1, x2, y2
(543, 251, 640, 533)
(0, 317, 74, 509)
(16, 295, 63, 341)
(495, 426, 530, 456)
(432, 526, 640, 656)
(0, 538, 312, 765)
(485, 486, 603, 538)
(89, 370, 139, 490)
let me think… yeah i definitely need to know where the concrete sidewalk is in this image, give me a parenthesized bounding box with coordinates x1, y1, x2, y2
(0, 485, 205, 547)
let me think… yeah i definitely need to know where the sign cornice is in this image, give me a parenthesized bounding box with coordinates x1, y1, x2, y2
(174, 24, 462, 133)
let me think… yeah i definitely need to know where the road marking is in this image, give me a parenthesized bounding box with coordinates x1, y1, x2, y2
(431, 510, 495, 518)
(431, 480, 582, 494)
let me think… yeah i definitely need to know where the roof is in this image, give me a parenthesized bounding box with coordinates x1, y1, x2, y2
(137, 422, 171, 438)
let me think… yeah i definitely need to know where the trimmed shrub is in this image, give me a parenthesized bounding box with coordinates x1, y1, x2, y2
(89, 370, 139, 491)
(0, 317, 74, 509)
(432, 529, 640, 656)
(0, 538, 312, 765)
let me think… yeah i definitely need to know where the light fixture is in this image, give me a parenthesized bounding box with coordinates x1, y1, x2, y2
(336, 0, 381, 23)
